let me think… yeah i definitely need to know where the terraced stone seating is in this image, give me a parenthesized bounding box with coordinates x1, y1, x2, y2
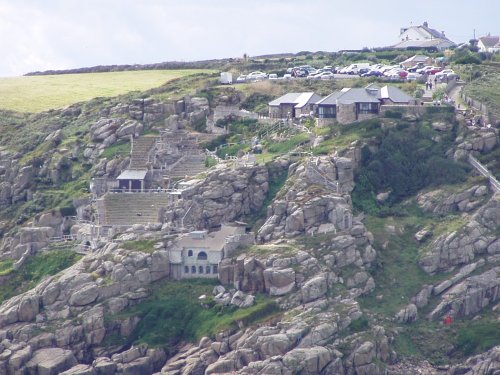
(168, 154, 207, 178)
(99, 192, 171, 225)
(129, 136, 157, 169)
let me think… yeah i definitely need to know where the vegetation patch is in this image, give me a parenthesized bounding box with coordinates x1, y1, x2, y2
(110, 279, 279, 354)
(0, 260, 15, 276)
(0, 250, 82, 303)
(121, 239, 158, 253)
(0, 70, 213, 113)
(266, 132, 310, 154)
(352, 119, 469, 215)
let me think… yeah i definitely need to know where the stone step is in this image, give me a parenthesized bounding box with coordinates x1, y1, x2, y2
(100, 192, 172, 225)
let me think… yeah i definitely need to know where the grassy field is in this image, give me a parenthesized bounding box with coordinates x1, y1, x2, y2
(0, 69, 213, 113)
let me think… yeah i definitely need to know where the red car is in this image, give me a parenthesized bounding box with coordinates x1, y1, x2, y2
(428, 67, 443, 75)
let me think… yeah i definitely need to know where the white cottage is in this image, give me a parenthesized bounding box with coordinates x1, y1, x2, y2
(169, 224, 249, 279)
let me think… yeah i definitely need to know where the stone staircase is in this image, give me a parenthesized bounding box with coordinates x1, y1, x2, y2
(129, 136, 157, 169)
(98, 193, 171, 225)
(168, 154, 208, 178)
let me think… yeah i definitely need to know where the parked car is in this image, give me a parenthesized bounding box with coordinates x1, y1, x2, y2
(236, 75, 247, 83)
(319, 71, 335, 80)
(246, 71, 267, 81)
(323, 65, 333, 72)
(408, 63, 426, 72)
(406, 72, 420, 81)
(361, 70, 383, 77)
(268, 73, 278, 80)
(283, 73, 293, 80)
(416, 65, 434, 74)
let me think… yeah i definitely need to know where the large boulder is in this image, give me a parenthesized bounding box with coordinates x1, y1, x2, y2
(26, 348, 77, 375)
(263, 268, 296, 296)
(301, 274, 328, 303)
(283, 346, 332, 375)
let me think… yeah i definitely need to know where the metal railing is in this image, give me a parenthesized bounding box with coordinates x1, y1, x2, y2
(468, 154, 500, 193)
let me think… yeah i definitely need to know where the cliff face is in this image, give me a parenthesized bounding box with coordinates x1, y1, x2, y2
(0, 74, 499, 375)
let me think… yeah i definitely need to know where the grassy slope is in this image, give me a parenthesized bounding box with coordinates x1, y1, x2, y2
(0, 69, 213, 113)
(461, 65, 500, 118)
(0, 249, 82, 303)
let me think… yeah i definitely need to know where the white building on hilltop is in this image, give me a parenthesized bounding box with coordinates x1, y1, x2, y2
(169, 223, 253, 279)
(393, 22, 455, 50)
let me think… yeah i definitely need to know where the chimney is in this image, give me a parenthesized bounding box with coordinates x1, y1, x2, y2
(442, 31, 445, 36)
(423, 21, 428, 28)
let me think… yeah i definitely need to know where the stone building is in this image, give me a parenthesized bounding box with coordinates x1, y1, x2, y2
(169, 223, 253, 279)
(316, 84, 416, 124)
(268, 92, 322, 119)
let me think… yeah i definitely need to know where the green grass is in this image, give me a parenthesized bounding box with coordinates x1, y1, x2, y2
(110, 279, 279, 353)
(0, 250, 82, 303)
(0, 70, 213, 113)
(266, 133, 310, 154)
(101, 141, 131, 160)
(394, 311, 500, 365)
(0, 260, 14, 276)
(359, 215, 446, 316)
(121, 239, 158, 254)
(461, 65, 500, 119)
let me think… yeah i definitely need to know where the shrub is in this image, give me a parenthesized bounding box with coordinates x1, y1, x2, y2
(456, 320, 500, 356)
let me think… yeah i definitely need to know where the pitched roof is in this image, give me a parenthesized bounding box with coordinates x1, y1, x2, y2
(269, 92, 322, 108)
(393, 39, 454, 49)
(379, 86, 415, 103)
(317, 85, 414, 106)
(317, 88, 379, 106)
(402, 55, 431, 63)
(116, 169, 148, 180)
(479, 36, 500, 47)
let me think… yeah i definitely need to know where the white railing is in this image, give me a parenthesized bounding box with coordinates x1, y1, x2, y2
(108, 188, 182, 194)
(468, 154, 500, 193)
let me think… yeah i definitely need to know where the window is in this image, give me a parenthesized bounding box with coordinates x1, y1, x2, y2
(191, 266, 196, 274)
(213, 265, 218, 274)
(197, 251, 207, 260)
(357, 102, 379, 115)
(206, 266, 211, 274)
(188, 250, 193, 257)
(184, 266, 189, 273)
(199, 266, 204, 274)
(318, 105, 336, 119)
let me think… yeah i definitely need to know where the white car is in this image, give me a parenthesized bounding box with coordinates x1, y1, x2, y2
(236, 75, 247, 83)
(406, 73, 420, 81)
(246, 71, 267, 81)
(268, 73, 278, 80)
(319, 71, 335, 80)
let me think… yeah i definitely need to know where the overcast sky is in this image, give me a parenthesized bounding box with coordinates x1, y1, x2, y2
(0, 0, 499, 77)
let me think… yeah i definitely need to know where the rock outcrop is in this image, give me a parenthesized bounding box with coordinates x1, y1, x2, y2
(258, 156, 355, 242)
(419, 194, 500, 274)
(167, 164, 269, 229)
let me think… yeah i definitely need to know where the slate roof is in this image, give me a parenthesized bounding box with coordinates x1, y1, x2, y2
(269, 92, 322, 108)
(479, 36, 500, 47)
(316, 85, 414, 106)
(393, 39, 454, 49)
(402, 55, 431, 64)
(379, 86, 414, 103)
(116, 169, 148, 180)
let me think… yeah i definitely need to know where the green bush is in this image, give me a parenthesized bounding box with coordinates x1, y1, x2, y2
(352, 120, 469, 214)
(0, 250, 82, 303)
(114, 280, 279, 353)
(456, 320, 500, 356)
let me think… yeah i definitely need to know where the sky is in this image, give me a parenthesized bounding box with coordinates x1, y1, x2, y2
(0, 0, 499, 77)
